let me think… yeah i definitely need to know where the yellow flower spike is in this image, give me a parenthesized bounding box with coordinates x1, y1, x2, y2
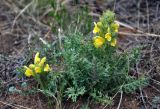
(111, 39, 117, 47)
(34, 52, 41, 64)
(105, 33, 112, 41)
(93, 22, 100, 34)
(29, 64, 35, 69)
(25, 69, 33, 77)
(35, 67, 41, 73)
(93, 36, 105, 48)
(111, 22, 119, 33)
(39, 57, 46, 66)
(24, 66, 33, 77)
(44, 64, 51, 72)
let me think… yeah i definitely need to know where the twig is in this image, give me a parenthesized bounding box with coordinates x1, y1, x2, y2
(149, 38, 157, 62)
(39, 37, 48, 45)
(13, 104, 32, 109)
(115, 20, 143, 33)
(149, 84, 160, 93)
(88, 12, 100, 17)
(62, 0, 72, 5)
(11, 1, 33, 32)
(145, 0, 150, 32)
(2, 77, 16, 85)
(55, 0, 61, 14)
(139, 88, 147, 109)
(155, 2, 159, 18)
(27, 33, 32, 44)
(37, 89, 60, 108)
(102, 91, 119, 109)
(31, 17, 50, 29)
(0, 101, 20, 109)
(117, 91, 123, 109)
(113, 0, 117, 11)
(137, 0, 141, 30)
(0, 100, 31, 109)
(118, 32, 160, 38)
(151, 78, 160, 86)
(58, 28, 63, 50)
(40, 8, 53, 20)
(38, 95, 44, 109)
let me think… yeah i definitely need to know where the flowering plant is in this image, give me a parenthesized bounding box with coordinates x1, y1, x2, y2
(61, 11, 148, 104)
(20, 10, 148, 106)
(93, 11, 119, 48)
(24, 52, 51, 77)
(24, 52, 51, 89)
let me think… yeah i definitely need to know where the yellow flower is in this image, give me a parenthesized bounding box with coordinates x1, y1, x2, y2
(105, 33, 111, 41)
(111, 22, 119, 33)
(44, 64, 51, 72)
(111, 39, 117, 47)
(29, 64, 35, 69)
(24, 66, 33, 77)
(34, 52, 40, 64)
(39, 57, 46, 66)
(93, 36, 105, 48)
(35, 67, 41, 73)
(23, 52, 51, 77)
(93, 22, 100, 34)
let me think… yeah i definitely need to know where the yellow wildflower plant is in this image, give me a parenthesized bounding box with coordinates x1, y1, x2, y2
(24, 52, 51, 77)
(105, 33, 111, 41)
(34, 67, 41, 73)
(111, 22, 119, 33)
(93, 36, 105, 48)
(24, 66, 33, 77)
(29, 64, 35, 69)
(111, 39, 117, 47)
(92, 11, 119, 48)
(39, 57, 46, 66)
(44, 64, 51, 72)
(93, 22, 100, 34)
(34, 52, 41, 64)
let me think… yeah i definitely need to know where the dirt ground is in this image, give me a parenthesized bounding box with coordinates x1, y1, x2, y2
(0, 0, 160, 109)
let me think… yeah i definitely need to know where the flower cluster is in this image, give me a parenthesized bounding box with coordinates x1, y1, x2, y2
(93, 11, 119, 48)
(24, 52, 51, 77)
